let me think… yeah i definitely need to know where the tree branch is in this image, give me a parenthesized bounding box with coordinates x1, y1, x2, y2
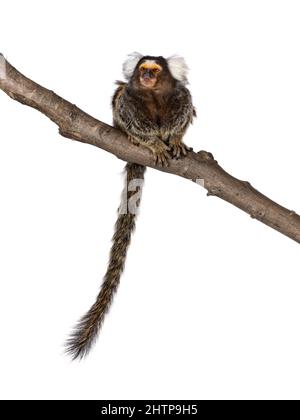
(1, 54, 300, 243)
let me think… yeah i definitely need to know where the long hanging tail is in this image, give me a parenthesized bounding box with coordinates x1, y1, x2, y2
(65, 163, 146, 360)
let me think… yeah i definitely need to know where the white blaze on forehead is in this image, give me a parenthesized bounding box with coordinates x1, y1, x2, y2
(167, 55, 189, 84)
(122, 52, 143, 79)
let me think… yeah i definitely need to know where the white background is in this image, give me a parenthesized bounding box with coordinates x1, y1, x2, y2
(0, 0, 300, 400)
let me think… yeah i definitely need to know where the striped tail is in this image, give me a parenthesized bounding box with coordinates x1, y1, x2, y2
(65, 163, 146, 360)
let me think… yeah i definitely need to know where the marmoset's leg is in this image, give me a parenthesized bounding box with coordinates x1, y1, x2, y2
(128, 135, 171, 167)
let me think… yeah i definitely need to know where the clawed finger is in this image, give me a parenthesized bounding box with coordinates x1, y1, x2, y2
(154, 151, 170, 167)
(160, 152, 169, 167)
(171, 143, 189, 159)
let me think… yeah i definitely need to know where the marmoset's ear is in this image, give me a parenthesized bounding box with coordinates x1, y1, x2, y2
(167, 55, 189, 84)
(122, 52, 144, 80)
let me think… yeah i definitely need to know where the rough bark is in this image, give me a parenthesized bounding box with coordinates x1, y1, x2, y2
(1, 54, 300, 243)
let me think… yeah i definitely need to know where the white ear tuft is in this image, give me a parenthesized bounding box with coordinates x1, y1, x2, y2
(167, 55, 189, 84)
(122, 52, 143, 80)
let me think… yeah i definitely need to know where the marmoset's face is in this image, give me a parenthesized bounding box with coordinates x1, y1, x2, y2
(138, 59, 162, 88)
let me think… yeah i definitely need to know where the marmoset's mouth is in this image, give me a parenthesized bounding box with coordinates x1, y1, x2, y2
(140, 76, 156, 88)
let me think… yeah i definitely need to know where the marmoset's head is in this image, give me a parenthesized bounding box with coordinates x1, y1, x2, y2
(123, 53, 189, 89)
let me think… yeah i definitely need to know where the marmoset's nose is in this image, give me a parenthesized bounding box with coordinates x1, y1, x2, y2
(143, 69, 154, 79)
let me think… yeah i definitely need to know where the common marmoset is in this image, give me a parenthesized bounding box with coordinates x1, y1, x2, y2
(66, 53, 196, 359)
